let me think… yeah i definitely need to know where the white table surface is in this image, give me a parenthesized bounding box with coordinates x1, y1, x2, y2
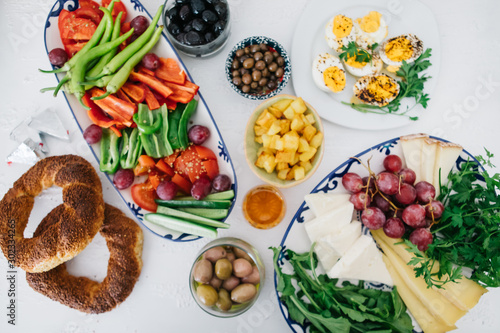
(1, 0, 500, 332)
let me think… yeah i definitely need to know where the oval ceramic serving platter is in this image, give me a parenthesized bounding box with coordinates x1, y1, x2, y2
(274, 135, 481, 333)
(43, 0, 237, 242)
(291, 0, 441, 130)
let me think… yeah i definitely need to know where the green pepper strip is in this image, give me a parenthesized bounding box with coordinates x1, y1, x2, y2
(100, 128, 121, 174)
(167, 104, 185, 150)
(139, 104, 173, 158)
(88, 5, 164, 81)
(92, 26, 163, 101)
(133, 112, 162, 134)
(159, 104, 174, 156)
(178, 99, 198, 149)
(120, 127, 143, 169)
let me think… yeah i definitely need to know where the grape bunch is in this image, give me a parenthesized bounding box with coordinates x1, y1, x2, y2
(342, 154, 443, 251)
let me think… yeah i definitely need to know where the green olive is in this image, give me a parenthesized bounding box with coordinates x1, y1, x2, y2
(215, 258, 233, 280)
(196, 285, 218, 307)
(216, 288, 232, 312)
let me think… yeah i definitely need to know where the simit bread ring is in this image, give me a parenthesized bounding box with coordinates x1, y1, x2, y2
(0, 155, 104, 273)
(26, 204, 143, 314)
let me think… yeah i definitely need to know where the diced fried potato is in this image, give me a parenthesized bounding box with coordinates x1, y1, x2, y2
(298, 137, 310, 153)
(255, 136, 263, 144)
(291, 151, 300, 165)
(277, 168, 290, 180)
(305, 113, 316, 125)
(300, 147, 317, 162)
(254, 125, 267, 136)
(257, 147, 274, 156)
(256, 109, 277, 130)
(267, 120, 282, 136)
(300, 114, 310, 126)
(283, 131, 300, 151)
(275, 150, 295, 163)
(276, 162, 289, 171)
(262, 134, 271, 148)
(270, 135, 284, 150)
(293, 166, 305, 180)
(268, 106, 282, 118)
(291, 97, 307, 114)
(255, 153, 266, 168)
(283, 106, 295, 120)
(291, 115, 305, 132)
(272, 99, 293, 112)
(279, 120, 290, 135)
(303, 125, 317, 142)
(310, 131, 324, 148)
(262, 154, 277, 173)
(300, 160, 312, 173)
(286, 168, 295, 180)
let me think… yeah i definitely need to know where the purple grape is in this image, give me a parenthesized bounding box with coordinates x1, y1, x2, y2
(383, 217, 405, 238)
(409, 228, 433, 251)
(361, 207, 386, 230)
(48, 48, 68, 67)
(212, 174, 231, 192)
(142, 53, 160, 70)
(188, 125, 211, 145)
(83, 124, 102, 144)
(130, 16, 149, 36)
(113, 169, 135, 190)
(156, 181, 178, 200)
(191, 176, 211, 200)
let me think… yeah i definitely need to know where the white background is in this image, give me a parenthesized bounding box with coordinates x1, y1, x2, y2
(0, 0, 499, 332)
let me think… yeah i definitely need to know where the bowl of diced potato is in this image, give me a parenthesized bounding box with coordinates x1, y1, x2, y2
(244, 95, 324, 188)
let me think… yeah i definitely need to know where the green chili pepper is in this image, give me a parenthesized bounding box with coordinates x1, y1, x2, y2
(159, 105, 173, 156)
(178, 99, 198, 149)
(100, 128, 121, 174)
(133, 111, 162, 134)
(167, 104, 185, 150)
(88, 5, 164, 81)
(120, 127, 143, 169)
(139, 104, 173, 158)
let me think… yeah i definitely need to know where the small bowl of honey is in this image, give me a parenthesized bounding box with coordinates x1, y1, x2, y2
(242, 185, 286, 229)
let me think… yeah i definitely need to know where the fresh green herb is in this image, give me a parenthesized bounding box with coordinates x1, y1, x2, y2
(339, 41, 372, 63)
(342, 48, 432, 120)
(271, 245, 413, 333)
(404, 150, 500, 288)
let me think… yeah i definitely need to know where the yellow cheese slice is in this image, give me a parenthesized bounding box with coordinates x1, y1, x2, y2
(420, 138, 438, 184)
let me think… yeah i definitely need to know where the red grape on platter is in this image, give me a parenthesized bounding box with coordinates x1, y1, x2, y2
(188, 125, 211, 145)
(409, 228, 433, 251)
(376, 172, 400, 195)
(83, 124, 103, 144)
(398, 168, 416, 185)
(362, 176, 376, 192)
(425, 200, 444, 219)
(394, 183, 417, 205)
(415, 181, 436, 203)
(191, 176, 212, 200)
(48, 48, 68, 67)
(383, 217, 406, 238)
(156, 181, 178, 200)
(142, 53, 160, 70)
(212, 174, 231, 192)
(402, 204, 426, 228)
(373, 193, 391, 212)
(361, 207, 386, 230)
(349, 192, 371, 210)
(342, 173, 363, 193)
(383, 155, 403, 173)
(113, 169, 135, 190)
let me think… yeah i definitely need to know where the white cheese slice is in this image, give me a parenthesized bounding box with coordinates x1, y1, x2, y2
(400, 133, 428, 183)
(327, 235, 393, 286)
(314, 242, 339, 272)
(433, 141, 463, 197)
(304, 202, 354, 243)
(304, 193, 351, 218)
(420, 138, 438, 183)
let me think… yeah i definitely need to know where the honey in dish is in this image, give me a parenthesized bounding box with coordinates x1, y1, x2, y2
(243, 185, 286, 229)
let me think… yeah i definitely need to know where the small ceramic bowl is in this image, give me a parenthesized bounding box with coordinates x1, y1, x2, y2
(244, 94, 324, 188)
(189, 237, 265, 318)
(225, 36, 291, 100)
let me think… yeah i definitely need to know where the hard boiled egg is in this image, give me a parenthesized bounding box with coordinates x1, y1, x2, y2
(354, 74, 400, 107)
(354, 11, 388, 48)
(379, 34, 424, 67)
(342, 52, 383, 77)
(312, 53, 346, 93)
(325, 15, 357, 52)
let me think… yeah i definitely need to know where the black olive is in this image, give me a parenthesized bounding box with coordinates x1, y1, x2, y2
(205, 0, 217, 3)
(201, 10, 218, 24)
(214, 2, 227, 19)
(176, 32, 186, 43)
(191, 18, 206, 32)
(166, 7, 179, 22)
(205, 31, 215, 43)
(184, 31, 203, 45)
(175, 0, 189, 4)
(183, 22, 194, 33)
(213, 20, 225, 36)
(168, 23, 181, 35)
(179, 5, 191, 22)
(190, 0, 206, 15)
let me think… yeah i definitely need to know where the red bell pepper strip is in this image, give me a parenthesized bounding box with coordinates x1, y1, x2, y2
(83, 93, 116, 128)
(184, 80, 200, 95)
(90, 88, 136, 127)
(139, 67, 156, 77)
(109, 125, 122, 137)
(121, 82, 146, 103)
(162, 81, 197, 103)
(143, 86, 161, 110)
(129, 71, 173, 98)
(156, 58, 186, 85)
(116, 88, 134, 104)
(165, 99, 177, 110)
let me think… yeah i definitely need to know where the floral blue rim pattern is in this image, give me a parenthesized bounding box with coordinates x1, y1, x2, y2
(225, 36, 291, 100)
(274, 135, 483, 333)
(43, 0, 238, 242)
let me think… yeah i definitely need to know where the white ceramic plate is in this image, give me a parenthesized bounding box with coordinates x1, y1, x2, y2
(291, 0, 441, 130)
(274, 135, 480, 332)
(43, 0, 237, 242)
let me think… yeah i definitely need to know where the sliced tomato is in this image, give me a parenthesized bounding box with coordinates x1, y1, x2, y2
(58, 9, 71, 34)
(102, 0, 127, 23)
(131, 181, 158, 212)
(194, 145, 217, 161)
(74, 7, 103, 25)
(172, 173, 192, 194)
(79, 0, 100, 10)
(164, 151, 180, 167)
(202, 159, 219, 180)
(60, 17, 97, 40)
(174, 146, 206, 183)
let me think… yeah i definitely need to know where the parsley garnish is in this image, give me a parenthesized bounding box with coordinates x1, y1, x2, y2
(342, 48, 432, 121)
(339, 41, 374, 64)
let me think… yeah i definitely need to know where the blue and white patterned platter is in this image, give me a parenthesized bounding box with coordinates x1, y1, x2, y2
(274, 135, 481, 333)
(43, 0, 237, 242)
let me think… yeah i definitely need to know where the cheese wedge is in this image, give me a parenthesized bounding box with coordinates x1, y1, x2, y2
(420, 138, 438, 183)
(304, 193, 351, 218)
(371, 229, 487, 311)
(304, 202, 354, 243)
(400, 133, 428, 183)
(433, 141, 463, 197)
(374, 233, 467, 326)
(327, 235, 393, 286)
(315, 221, 362, 271)
(382, 255, 457, 333)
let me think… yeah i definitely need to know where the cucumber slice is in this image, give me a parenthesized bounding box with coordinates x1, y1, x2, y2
(145, 213, 217, 238)
(157, 206, 230, 229)
(156, 199, 232, 209)
(178, 207, 229, 220)
(176, 190, 235, 201)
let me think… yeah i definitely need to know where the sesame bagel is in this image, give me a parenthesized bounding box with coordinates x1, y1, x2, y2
(0, 155, 104, 273)
(26, 204, 143, 314)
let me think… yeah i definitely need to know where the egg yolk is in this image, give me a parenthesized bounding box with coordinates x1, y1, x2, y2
(345, 55, 367, 68)
(323, 66, 346, 92)
(356, 11, 382, 33)
(333, 15, 353, 39)
(365, 75, 398, 106)
(385, 37, 413, 62)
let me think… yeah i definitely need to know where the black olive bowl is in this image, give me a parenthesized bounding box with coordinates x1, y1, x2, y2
(225, 36, 291, 100)
(162, 0, 231, 57)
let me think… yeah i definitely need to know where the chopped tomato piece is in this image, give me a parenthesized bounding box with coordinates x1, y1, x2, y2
(172, 173, 192, 194)
(194, 145, 217, 160)
(102, 0, 127, 24)
(174, 145, 206, 183)
(60, 17, 97, 41)
(164, 151, 180, 167)
(131, 181, 158, 212)
(156, 58, 186, 85)
(134, 164, 149, 176)
(79, 0, 100, 10)
(138, 155, 156, 169)
(121, 21, 131, 34)
(149, 170, 170, 190)
(202, 159, 219, 180)
(156, 159, 175, 177)
(74, 7, 103, 25)
(64, 41, 87, 58)
(58, 9, 71, 34)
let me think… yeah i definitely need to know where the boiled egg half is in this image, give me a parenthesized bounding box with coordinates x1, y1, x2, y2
(379, 34, 424, 67)
(312, 53, 346, 93)
(325, 15, 357, 52)
(342, 52, 383, 77)
(354, 74, 400, 107)
(354, 11, 388, 48)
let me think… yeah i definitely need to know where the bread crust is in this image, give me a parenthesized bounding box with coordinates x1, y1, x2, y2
(26, 204, 143, 314)
(0, 155, 104, 272)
